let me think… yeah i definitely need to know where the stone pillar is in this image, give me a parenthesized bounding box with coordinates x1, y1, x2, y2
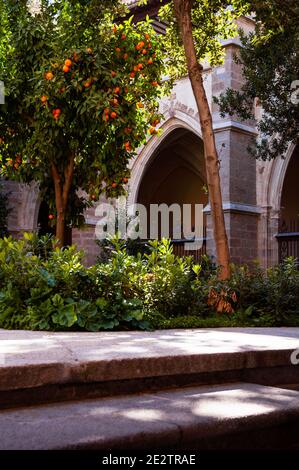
(3, 180, 40, 237)
(206, 33, 261, 265)
(72, 225, 100, 266)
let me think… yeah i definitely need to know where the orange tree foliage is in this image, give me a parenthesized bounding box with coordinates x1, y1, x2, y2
(0, 0, 170, 240)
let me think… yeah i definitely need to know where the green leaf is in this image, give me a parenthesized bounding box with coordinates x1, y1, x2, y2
(52, 303, 77, 327)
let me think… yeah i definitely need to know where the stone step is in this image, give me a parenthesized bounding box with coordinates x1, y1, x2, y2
(1, 383, 299, 450)
(1, 328, 299, 408)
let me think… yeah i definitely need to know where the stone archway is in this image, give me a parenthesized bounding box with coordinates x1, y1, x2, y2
(259, 142, 298, 266)
(278, 144, 299, 261)
(128, 118, 208, 259)
(128, 115, 203, 207)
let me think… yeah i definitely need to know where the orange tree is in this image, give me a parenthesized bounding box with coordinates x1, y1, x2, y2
(0, 0, 169, 245)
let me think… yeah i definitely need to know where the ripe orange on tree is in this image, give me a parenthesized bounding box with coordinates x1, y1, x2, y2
(137, 102, 144, 109)
(136, 41, 145, 50)
(41, 95, 48, 103)
(124, 141, 132, 152)
(111, 182, 118, 188)
(52, 108, 61, 120)
(64, 59, 72, 67)
(63, 65, 70, 73)
(111, 71, 116, 77)
(147, 58, 153, 65)
(123, 53, 128, 60)
(114, 86, 120, 94)
(148, 126, 157, 135)
(45, 72, 54, 80)
(48, 214, 55, 220)
(110, 111, 117, 119)
(142, 49, 147, 55)
(130, 72, 135, 78)
(123, 177, 129, 183)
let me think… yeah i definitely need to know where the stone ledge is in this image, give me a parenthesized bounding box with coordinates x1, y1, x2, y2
(213, 120, 258, 136)
(0, 328, 298, 392)
(203, 202, 262, 215)
(1, 383, 299, 449)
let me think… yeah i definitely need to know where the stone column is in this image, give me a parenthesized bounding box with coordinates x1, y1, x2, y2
(206, 30, 261, 265)
(3, 181, 40, 237)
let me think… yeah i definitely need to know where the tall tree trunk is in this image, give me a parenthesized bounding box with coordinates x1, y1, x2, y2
(173, 0, 231, 280)
(51, 156, 74, 248)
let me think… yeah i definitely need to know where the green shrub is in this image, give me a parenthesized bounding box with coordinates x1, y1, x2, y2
(141, 239, 210, 319)
(0, 233, 298, 331)
(0, 233, 148, 331)
(228, 258, 299, 324)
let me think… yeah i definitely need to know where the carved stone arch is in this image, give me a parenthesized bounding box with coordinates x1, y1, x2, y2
(267, 142, 296, 212)
(258, 142, 297, 267)
(128, 114, 203, 207)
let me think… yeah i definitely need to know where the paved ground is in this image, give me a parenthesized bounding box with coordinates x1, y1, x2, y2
(1, 327, 299, 366)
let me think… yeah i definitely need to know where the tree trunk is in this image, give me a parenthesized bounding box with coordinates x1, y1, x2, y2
(173, 0, 231, 279)
(51, 156, 74, 248)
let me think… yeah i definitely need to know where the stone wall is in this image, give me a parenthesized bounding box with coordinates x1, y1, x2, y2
(72, 225, 100, 266)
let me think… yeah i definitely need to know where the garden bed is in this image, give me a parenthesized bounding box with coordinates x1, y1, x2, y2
(0, 234, 298, 332)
